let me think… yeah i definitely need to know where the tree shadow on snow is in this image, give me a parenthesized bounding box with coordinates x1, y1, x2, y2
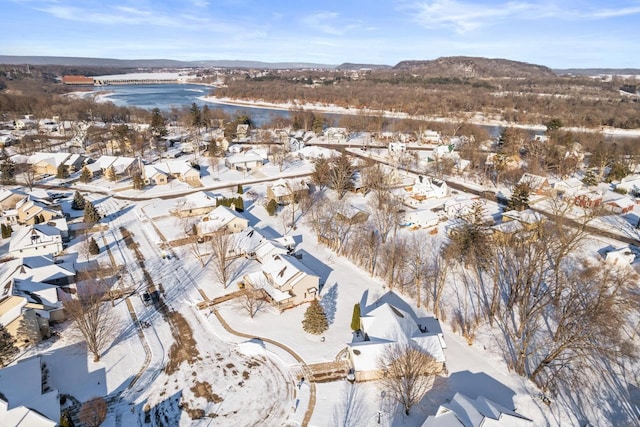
(320, 283, 338, 325)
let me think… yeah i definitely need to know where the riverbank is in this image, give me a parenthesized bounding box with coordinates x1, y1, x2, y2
(201, 95, 640, 138)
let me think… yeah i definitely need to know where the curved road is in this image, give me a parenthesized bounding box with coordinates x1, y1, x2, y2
(211, 308, 316, 427)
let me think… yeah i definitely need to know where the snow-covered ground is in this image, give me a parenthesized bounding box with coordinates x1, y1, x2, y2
(7, 146, 640, 427)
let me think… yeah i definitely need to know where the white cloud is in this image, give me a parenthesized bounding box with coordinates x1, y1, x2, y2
(302, 11, 361, 35)
(409, 0, 640, 33)
(410, 0, 537, 33)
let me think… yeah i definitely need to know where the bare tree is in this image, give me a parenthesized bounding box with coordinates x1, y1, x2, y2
(78, 397, 107, 427)
(330, 383, 368, 427)
(311, 156, 331, 191)
(329, 153, 354, 199)
(377, 343, 441, 415)
(209, 232, 239, 288)
(63, 287, 117, 362)
(405, 232, 430, 308)
(17, 163, 37, 191)
(238, 285, 266, 319)
(529, 261, 638, 391)
(427, 243, 450, 319)
(370, 191, 400, 244)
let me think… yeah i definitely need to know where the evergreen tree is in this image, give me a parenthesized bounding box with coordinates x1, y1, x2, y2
(56, 164, 69, 179)
(351, 303, 361, 331)
(150, 107, 167, 137)
(190, 103, 202, 127)
(105, 166, 117, 182)
(237, 184, 244, 194)
(0, 323, 18, 367)
(2, 224, 13, 239)
(302, 299, 329, 335)
(235, 196, 244, 212)
(79, 166, 92, 183)
(88, 237, 100, 255)
(72, 190, 86, 210)
(508, 183, 531, 211)
(582, 170, 598, 187)
(0, 157, 15, 185)
(84, 202, 101, 226)
(267, 199, 278, 216)
(132, 172, 145, 190)
(312, 116, 324, 134)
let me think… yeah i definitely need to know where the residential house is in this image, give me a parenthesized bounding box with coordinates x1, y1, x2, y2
(267, 179, 310, 205)
(225, 152, 264, 171)
(388, 142, 406, 156)
(197, 205, 249, 237)
(28, 152, 71, 176)
(143, 164, 168, 185)
(347, 291, 446, 382)
(421, 130, 442, 144)
(518, 173, 550, 195)
(85, 155, 137, 179)
(298, 146, 338, 161)
(421, 392, 532, 427)
(8, 224, 63, 258)
(244, 253, 320, 309)
(236, 227, 289, 263)
(484, 153, 521, 171)
(171, 191, 219, 218)
(0, 189, 29, 211)
(0, 295, 46, 347)
(615, 174, 640, 195)
(405, 175, 448, 202)
(62, 153, 85, 173)
(553, 177, 585, 196)
(501, 209, 545, 230)
(326, 127, 348, 143)
(400, 209, 439, 229)
(14, 196, 62, 225)
(0, 356, 60, 426)
(605, 196, 635, 214)
(444, 195, 480, 218)
(573, 190, 603, 208)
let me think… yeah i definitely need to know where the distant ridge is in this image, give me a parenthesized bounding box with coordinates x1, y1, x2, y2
(393, 56, 556, 79)
(336, 63, 392, 70)
(0, 55, 336, 69)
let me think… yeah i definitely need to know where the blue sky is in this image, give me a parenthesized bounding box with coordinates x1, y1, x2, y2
(2, 0, 639, 68)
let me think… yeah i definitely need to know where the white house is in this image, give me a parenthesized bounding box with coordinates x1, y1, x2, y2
(0, 356, 60, 427)
(421, 392, 532, 427)
(245, 253, 320, 309)
(401, 209, 439, 228)
(553, 177, 585, 196)
(197, 205, 249, 236)
(225, 152, 264, 171)
(406, 175, 448, 201)
(347, 291, 446, 382)
(9, 225, 63, 258)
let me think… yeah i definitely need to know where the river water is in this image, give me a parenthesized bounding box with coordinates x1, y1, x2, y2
(93, 83, 292, 127)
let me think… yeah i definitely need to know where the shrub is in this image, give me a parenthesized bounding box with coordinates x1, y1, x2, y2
(266, 199, 278, 216)
(350, 304, 361, 331)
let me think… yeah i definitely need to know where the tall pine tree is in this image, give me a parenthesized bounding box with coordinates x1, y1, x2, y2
(72, 190, 86, 210)
(302, 299, 329, 335)
(0, 323, 18, 367)
(84, 202, 101, 226)
(79, 166, 92, 183)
